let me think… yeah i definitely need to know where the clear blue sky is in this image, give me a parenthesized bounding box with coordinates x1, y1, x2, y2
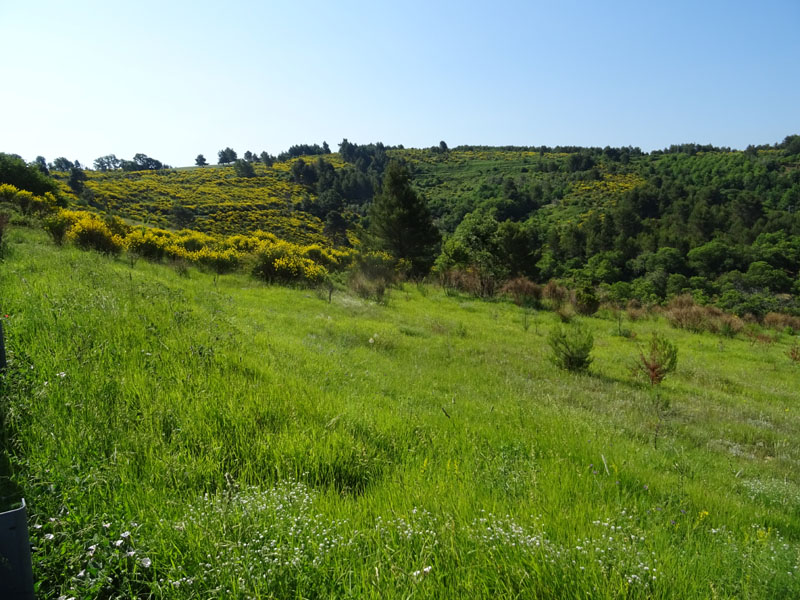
(2, 0, 798, 168)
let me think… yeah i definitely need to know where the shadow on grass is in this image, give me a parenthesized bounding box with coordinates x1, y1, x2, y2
(0, 404, 24, 512)
(0, 321, 24, 511)
(589, 370, 647, 392)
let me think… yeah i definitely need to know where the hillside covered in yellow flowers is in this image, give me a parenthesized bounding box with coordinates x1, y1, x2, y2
(76, 157, 350, 244)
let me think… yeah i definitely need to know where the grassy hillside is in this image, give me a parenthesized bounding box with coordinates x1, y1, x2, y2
(2, 227, 799, 598)
(31, 141, 799, 321)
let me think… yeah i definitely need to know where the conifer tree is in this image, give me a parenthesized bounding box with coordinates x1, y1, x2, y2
(368, 160, 440, 276)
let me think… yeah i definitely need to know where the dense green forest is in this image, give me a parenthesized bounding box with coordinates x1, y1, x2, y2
(278, 136, 800, 316)
(2, 134, 800, 318)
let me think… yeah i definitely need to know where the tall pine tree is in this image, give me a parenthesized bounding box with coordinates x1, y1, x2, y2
(368, 160, 440, 276)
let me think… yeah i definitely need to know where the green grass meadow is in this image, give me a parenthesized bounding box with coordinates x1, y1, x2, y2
(2, 227, 799, 598)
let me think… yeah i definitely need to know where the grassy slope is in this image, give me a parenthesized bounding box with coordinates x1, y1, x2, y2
(2, 227, 799, 598)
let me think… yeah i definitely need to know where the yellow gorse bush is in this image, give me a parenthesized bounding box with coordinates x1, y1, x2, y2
(252, 239, 329, 285)
(124, 228, 173, 260)
(66, 213, 124, 254)
(43, 207, 346, 285)
(0, 183, 59, 215)
(0, 183, 20, 201)
(301, 244, 355, 270)
(189, 246, 242, 274)
(173, 230, 218, 252)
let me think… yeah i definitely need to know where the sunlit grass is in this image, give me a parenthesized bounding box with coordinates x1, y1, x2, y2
(1, 227, 799, 598)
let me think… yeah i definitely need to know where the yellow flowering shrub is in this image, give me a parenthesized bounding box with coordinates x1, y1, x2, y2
(220, 234, 263, 253)
(190, 247, 242, 274)
(124, 228, 173, 261)
(66, 214, 124, 254)
(0, 183, 19, 201)
(0, 184, 58, 215)
(57, 209, 93, 226)
(173, 230, 216, 252)
(252, 239, 328, 285)
(301, 244, 357, 270)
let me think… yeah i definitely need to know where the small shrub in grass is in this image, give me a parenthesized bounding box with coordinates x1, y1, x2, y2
(347, 251, 398, 302)
(547, 324, 593, 372)
(0, 184, 56, 216)
(634, 334, 678, 387)
(719, 313, 744, 338)
(572, 284, 600, 315)
(302, 243, 354, 271)
(633, 334, 678, 448)
(174, 229, 215, 252)
(356, 250, 398, 282)
(601, 303, 627, 334)
(500, 276, 542, 307)
(555, 304, 575, 323)
(439, 268, 485, 296)
(665, 294, 712, 332)
(745, 328, 776, 346)
(665, 293, 743, 336)
(350, 271, 388, 303)
(521, 307, 537, 333)
(625, 299, 648, 321)
(543, 279, 568, 308)
(170, 257, 190, 277)
(764, 312, 800, 334)
(789, 341, 800, 364)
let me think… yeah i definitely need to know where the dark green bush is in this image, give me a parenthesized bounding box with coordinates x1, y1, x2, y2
(547, 324, 593, 372)
(573, 284, 599, 315)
